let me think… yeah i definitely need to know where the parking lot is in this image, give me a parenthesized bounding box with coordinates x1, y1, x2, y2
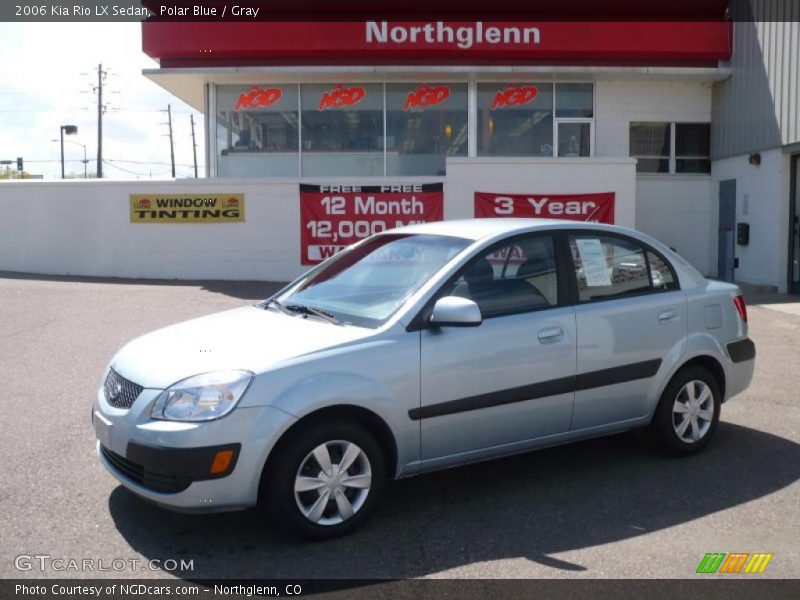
(1, 272, 799, 580)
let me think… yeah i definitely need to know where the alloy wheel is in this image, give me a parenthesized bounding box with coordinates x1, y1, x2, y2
(672, 380, 715, 444)
(293, 440, 372, 525)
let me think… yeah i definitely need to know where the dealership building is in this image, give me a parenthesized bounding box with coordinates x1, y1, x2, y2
(136, 3, 800, 291)
(1, 1, 797, 291)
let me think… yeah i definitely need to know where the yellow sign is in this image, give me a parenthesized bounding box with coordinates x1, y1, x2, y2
(130, 194, 245, 223)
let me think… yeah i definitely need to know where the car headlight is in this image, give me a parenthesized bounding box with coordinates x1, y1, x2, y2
(151, 370, 254, 422)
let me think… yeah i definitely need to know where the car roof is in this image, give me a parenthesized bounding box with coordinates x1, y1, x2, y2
(396, 218, 627, 241)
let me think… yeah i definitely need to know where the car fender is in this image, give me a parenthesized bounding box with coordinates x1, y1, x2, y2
(645, 331, 729, 420)
(268, 370, 418, 475)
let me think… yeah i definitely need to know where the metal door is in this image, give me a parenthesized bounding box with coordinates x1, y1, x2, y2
(718, 179, 737, 283)
(791, 156, 800, 292)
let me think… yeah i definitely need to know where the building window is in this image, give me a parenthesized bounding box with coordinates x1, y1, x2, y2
(675, 123, 711, 174)
(477, 83, 554, 157)
(385, 83, 468, 176)
(213, 81, 599, 177)
(301, 83, 384, 177)
(216, 85, 300, 177)
(630, 122, 710, 174)
(477, 82, 593, 158)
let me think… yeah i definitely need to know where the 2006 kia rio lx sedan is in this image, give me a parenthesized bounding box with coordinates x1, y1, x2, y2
(93, 219, 755, 538)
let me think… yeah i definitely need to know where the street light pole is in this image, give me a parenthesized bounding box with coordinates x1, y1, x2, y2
(52, 138, 88, 178)
(59, 125, 78, 179)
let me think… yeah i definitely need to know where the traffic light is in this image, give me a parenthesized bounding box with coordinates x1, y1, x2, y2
(16, 157, 23, 172)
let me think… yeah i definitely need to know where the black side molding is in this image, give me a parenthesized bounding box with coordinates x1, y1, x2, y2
(409, 359, 662, 421)
(727, 338, 756, 363)
(409, 376, 574, 421)
(575, 359, 661, 391)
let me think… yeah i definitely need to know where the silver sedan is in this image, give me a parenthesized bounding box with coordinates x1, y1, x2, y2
(93, 219, 755, 538)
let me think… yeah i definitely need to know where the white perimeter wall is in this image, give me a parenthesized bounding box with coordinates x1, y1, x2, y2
(0, 159, 636, 282)
(595, 79, 715, 277)
(0, 179, 305, 281)
(711, 149, 792, 292)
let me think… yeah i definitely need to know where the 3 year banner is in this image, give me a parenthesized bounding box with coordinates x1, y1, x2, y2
(475, 191, 615, 223)
(300, 184, 444, 265)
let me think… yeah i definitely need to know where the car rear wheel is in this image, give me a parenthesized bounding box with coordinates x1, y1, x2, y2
(647, 366, 721, 456)
(261, 420, 386, 539)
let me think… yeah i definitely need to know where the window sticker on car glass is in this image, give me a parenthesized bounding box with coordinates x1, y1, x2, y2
(575, 238, 612, 287)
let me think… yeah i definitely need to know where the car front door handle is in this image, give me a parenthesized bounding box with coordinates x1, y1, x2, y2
(538, 327, 564, 343)
(658, 310, 679, 323)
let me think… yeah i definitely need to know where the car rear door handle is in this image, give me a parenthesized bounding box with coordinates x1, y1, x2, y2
(538, 327, 564, 343)
(658, 310, 679, 323)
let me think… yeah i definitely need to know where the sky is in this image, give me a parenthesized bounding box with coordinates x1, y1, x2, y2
(0, 23, 204, 179)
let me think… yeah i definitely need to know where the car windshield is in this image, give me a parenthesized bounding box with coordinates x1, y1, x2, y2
(274, 233, 470, 328)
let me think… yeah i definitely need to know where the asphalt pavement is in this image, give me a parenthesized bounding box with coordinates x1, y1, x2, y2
(1, 272, 798, 581)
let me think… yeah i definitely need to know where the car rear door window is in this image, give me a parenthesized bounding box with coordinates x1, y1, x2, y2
(647, 250, 678, 291)
(569, 235, 653, 302)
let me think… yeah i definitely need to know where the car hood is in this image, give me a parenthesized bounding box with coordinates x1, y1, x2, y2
(110, 306, 375, 389)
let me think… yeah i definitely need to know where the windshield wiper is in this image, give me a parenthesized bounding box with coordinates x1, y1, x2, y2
(285, 304, 344, 326)
(263, 298, 294, 316)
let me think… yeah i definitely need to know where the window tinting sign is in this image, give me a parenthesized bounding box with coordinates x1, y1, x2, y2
(403, 85, 451, 111)
(318, 85, 367, 110)
(234, 86, 283, 111)
(130, 194, 245, 223)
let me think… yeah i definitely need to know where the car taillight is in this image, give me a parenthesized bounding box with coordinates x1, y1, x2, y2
(733, 295, 748, 322)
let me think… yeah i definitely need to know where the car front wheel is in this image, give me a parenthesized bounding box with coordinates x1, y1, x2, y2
(262, 420, 386, 539)
(648, 366, 721, 456)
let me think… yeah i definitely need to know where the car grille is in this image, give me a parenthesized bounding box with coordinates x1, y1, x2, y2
(100, 446, 192, 494)
(103, 368, 143, 409)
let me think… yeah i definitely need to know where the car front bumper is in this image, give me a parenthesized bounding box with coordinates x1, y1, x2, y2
(93, 385, 296, 513)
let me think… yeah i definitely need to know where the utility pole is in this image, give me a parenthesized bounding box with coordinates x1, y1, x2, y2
(190, 114, 199, 178)
(94, 63, 107, 178)
(166, 104, 176, 178)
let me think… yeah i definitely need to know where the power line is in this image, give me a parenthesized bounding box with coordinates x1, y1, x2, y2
(20, 158, 204, 168)
(102, 160, 172, 177)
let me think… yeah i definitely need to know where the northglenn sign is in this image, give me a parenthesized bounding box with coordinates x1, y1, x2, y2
(143, 21, 731, 67)
(366, 21, 540, 50)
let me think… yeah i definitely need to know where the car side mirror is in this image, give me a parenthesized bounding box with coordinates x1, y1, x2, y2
(429, 296, 482, 327)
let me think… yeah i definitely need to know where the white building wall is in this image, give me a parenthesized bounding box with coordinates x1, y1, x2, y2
(594, 80, 713, 157)
(595, 79, 715, 276)
(635, 177, 714, 276)
(711, 148, 792, 293)
(444, 157, 636, 228)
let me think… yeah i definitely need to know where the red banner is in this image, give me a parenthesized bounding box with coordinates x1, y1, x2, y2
(300, 184, 444, 265)
(475, 191, 615, 223)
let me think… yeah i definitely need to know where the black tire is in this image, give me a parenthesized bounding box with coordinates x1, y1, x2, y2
(647, 366, 721, 456)
(261, 419, 386, 540)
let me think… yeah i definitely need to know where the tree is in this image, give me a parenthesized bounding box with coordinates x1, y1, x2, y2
(0, 166, 37, 179)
